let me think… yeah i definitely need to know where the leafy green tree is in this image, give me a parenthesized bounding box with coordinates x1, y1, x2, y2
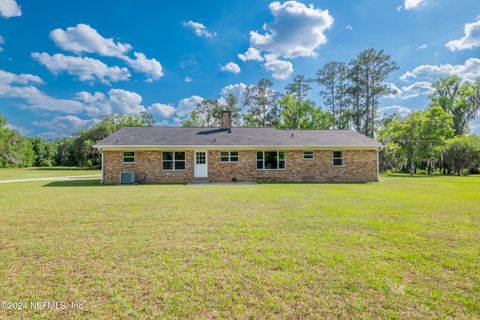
(20, 139, 35, 167)
(431, 76, 480, 135)
(243, 79, 279, 127)
(379, 106, 453, 175)
(443, 135, 480, 175)
(277, 95, 333, 129)
(316, 61, 351, 129)
(182, 111, 203, 127)
(53, 137, 77, 166)
(285, 75, 311, 104)
(195, 99, 223, 127)
(0, 114, 37, 167)
(72, 113, 152, 167)
(30, 138, 57, 167)
(348, 49, 398, 137)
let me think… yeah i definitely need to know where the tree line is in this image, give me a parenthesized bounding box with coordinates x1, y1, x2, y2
(1, 48, 479, 174)
(0, 113, 153, 168)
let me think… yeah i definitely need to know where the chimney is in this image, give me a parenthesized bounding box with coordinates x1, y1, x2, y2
(220, 110, 232, 128)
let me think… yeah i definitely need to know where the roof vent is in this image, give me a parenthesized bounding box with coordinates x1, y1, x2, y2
(291, 133, 294, 137)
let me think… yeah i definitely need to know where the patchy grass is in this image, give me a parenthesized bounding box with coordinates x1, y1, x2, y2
(0, 175, 478, 319)
(0, 167, 100, 180)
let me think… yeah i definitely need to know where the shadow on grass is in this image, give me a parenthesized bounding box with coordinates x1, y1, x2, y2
(257, 181, 369, 185)
(32, 167, 98, 171)
(43, 180, 186, 187)
(43, 179, 102, 187)
(383, 173, 471, 178)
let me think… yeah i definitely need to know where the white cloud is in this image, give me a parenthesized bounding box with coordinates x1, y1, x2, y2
(33, 115, 98, 132)
(221, 83, 248, 105)
(176, 95, 204, 116)
(0, 69, 168, 128)
(417, 43, 428, 49)
(346, 25, 353, 31)
(221, 62, 241, 74)
(0, 69, 85, 114)
(470, 123, 480, 129)
(400, 82, 434, 99)
(0, 69, 43, 85)
(400, 58, 480, 82)
(238, 47, 264, 62)
(386, 81, 434, 100)
(32, 52, 131, 84)
(121, 52, 163, 81)
(184, 76, 192, 83)
(76, 89, 175, 117)
(445, 16, 480, 51)
(0, 83, 84, 113)
(148, 103, 175, 118)
(49, 24, 163, 81)
(0, 35, 4, 52)
(0, 0, 21, 18)
(74, 91, 112, 117)
(400, 0, 425, 10)
(50, 24, 131, 57)
(5, 123, 30, 136)
(108, 89, 145, 114)
(263, 54, 293, 80)
(75, 89, 151, 116)
(183, 21, 216, 38)
(250, 1, 334, 58)
(378, 105, 413, 116)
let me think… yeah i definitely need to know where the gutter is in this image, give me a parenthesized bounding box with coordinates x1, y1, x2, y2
(93, 145, 382, 150)
(100, 150, 104, 184)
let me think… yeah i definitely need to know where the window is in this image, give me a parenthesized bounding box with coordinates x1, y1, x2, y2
(123, 151, 135, 163)
(333, 151, 343, 166)
(163, 151, 186, 171)
(220, 151, 239, 163)
(303, 151, 314, 160)
(257, 151, 285, 170)
(196, 152, 206, 164)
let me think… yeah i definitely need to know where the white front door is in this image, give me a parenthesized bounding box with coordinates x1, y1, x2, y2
(194, 151, 208, 178)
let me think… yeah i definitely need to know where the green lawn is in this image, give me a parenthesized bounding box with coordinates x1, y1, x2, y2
(0, 174, 478, 319)
(0, 167, 100, 180)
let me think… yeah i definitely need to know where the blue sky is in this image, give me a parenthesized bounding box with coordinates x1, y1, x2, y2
(0, 0, 479, 138)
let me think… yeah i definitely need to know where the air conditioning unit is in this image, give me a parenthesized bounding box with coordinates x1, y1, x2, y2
(120, 171, 135, 184)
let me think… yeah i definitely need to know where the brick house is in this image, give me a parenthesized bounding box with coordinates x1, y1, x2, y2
(94, 112, 382, 184)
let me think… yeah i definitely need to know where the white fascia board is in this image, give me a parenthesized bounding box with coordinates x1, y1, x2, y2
(95, 145, 381, 151)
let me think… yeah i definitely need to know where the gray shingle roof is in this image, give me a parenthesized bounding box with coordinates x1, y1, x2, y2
(94, 127, 382, 148)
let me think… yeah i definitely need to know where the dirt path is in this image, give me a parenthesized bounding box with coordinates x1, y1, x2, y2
(0, 175, 100, 184)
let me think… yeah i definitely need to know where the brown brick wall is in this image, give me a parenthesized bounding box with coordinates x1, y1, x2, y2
(208, 150, 378, 182)
(103, 150, 194, 184)
(102, 149, 378, 184)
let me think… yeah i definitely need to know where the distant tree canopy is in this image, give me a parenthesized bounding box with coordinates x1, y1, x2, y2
(0, 113, 152, 168)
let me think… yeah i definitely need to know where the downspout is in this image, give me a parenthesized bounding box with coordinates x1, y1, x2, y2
(100, 149, 104, 184)
(377, 147, 380, 182)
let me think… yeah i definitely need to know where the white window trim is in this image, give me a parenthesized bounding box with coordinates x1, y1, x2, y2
(162, 151, 186, 171)
(333, 151, 344, 167)
(303, 151, 314, 160)
(256, 150, 286, 171)
(122, 151, 135, 164)
(220, 151, 239, 163)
